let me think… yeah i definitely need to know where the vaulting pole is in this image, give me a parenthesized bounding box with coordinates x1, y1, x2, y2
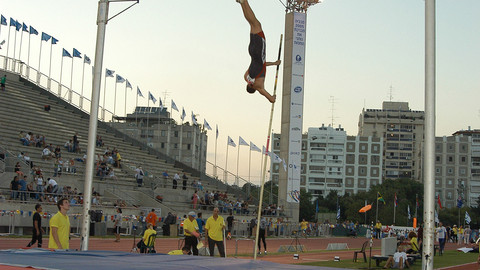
(254, 34, 282, 260)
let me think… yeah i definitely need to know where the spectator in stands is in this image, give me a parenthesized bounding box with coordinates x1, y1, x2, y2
(146, 209, 158, 230)
(114, 150, 122, 168)
(192, 190, 199, 209)
(72, 133, 79, 153)
(197, 180, 203, 191)
(135, 166, 144, 187)
(42, 146, 53, 160)
(27, 181, 36, 199)
(68, 158, 76, 174)
(53, 158, 64, 177)
(47, 178, 59, 195)
(19, 175, 28, 201)
(10, 175, 20, 200)
(54, 145, 62, 158)
(1, 74, 6, 91)
(14, 162, 23, 176)
(182, 173, 188, 190)
(96, 135, 104, 147)
(173, 173, 180, 189)
(106, 166, 117, 180)
(35, 174, 44, 200)
(64, 140, 73, 152)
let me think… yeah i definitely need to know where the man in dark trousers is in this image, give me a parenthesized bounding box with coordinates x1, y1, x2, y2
(27, 204, 45, 247)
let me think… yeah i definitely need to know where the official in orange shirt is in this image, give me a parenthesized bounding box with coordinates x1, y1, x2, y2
(146, 209, 158, 229)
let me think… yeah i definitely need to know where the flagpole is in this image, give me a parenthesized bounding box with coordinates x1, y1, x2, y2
(236, 138, 240, 187)
(59, 56, 64, 96)
(6, 23, 11, 69)
(146, 97, 150, 144)
(102, 73, 107, 120)
(214, 126, 218, 178)
(178, 113, 183, 162)
(415, 193, 418, 219)
(36, 34, 42, 83)
(19, 27, 24, 62)
(375, 193, 379, 225)
(13, 24, 17, 70)
(248, 147, 252, 187)
(27, 30, 31, 76)
(80, 59, 86, 109)
(69, 55, 74, 102)
(225, 142, 229, 184)
(113, 81, 118, 118)
(48, 41, 53, 90)
(124, 84, 128, 122)
(135, 89, 138, 132)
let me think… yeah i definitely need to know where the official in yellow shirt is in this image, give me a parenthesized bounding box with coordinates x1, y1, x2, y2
(205, 207, 226, 257)
(137, 223, 156, 253)
(183, 211, 200, 255)
(48, 198, 70, 249)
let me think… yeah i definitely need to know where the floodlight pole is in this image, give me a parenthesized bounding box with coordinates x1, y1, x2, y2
(422, 0, 436, 269)
(80, 0, 138, 251)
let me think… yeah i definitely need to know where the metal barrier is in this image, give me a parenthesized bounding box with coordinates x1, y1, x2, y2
(234, 238, 255, 257)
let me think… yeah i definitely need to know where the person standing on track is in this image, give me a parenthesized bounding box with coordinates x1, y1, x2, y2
(205, 208, 226, 257)
(236, 0, 281, 103)
(27, 204, 45, 248)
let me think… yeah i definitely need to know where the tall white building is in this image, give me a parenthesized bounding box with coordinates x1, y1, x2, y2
(271, 125, 383, 199)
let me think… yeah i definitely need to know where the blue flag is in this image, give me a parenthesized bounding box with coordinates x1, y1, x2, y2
(51, 37, 58, 45)
(216, 125, 219, 139)
(148, 91, 157, 104)
(9, 17, 16, 26)
(316, 200, 319, 213)
(137, 87, 144, 97)
(126, 79, 132, 89)
(84, 55, 91, 65)
(15, 20, 22, 31)
(0, 15, 6, 26)
(62, 48, 72, 58)
(336, 207, 341, 220)
(29, 26, 38, 35)
(171, 100, 179, 112)
(73, 48, 81, 58)
(105, 69, 115, 77)
(465, 211, 471, 224)
(116, 74, 125, 83)
(203, 119, 212, 130)
(22, 23, 28, 32)
(457, 197, 463, 208)
(41, 32, 51, 42)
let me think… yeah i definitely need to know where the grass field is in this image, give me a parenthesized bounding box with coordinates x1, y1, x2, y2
(299, 250, 478, 269)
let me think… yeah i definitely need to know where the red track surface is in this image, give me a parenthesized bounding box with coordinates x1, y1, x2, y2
(0, 236, 475, 268)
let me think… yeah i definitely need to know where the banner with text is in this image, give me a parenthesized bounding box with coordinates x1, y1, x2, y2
(287, 12, 306, 203)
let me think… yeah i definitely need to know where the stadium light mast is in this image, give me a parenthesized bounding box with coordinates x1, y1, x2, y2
(277, 0, 321, 228)
(80, 0, 139, 251)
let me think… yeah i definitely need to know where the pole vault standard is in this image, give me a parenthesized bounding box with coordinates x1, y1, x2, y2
(80, 0, 139, 251)
(254, 34, 283, 260)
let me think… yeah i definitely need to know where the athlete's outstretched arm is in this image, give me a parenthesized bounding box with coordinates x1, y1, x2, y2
(265, 60, 281, 67)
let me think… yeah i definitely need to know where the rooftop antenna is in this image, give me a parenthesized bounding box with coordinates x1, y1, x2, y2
(388, 84, 394, 101)
(329, 96, 338, 127)
(162, 90, 170, 108)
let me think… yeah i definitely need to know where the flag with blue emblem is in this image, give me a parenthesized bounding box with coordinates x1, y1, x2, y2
(0, 15, 6, 26)
(181, 108, 186, 121)
(73, 48, 81, 58)
(105, 69, 115, 77)
(227, 136, 236, 147)
(15, 20, 22, 31)
(116, 74, 125, 83)
(41, 32, 51, 42)
(62, 48, 72, 58)
(203, 119, 212, 130)
(171, 100, 179, 112)
(9, 17, 16, 27)
(457, 197, 463, 208)
(137, 87, 144, 97)
(336, 207, 341, 220)
(126, 79, 132, 89)
(22, 23, 28, 32)
(84, 55, 91, 65)
(29, 26, 38, 35)
(191, 111, 198, 125)
(51, 37, 58, 44)
(250, 142, 261, 152)
(465, 211, 471, 224)
(148, 91, 157, 104)
(239, 136, 249, 146)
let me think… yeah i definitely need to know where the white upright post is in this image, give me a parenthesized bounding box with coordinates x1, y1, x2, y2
(80, 0, 109, 251)
(423, 0, 436, 269)
(80, 60, 86, 108)
(48, 41, 53, 89)
(69, 56, 74, 102)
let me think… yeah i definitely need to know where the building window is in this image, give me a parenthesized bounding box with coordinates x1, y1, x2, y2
(161, 130, 166, 137)
(448, 179, 452, 185)
(174, 131, 179, 137)
(187, 144, 191, 150)
(435, 179, 439, 185)
(161, 142, 165, 149)
(174, 143, 178, 149)
(361, 145, 366, 151)
(447, 192, 452, 199)
(373, 145, 378, 152)
(348, 144, 353, 150)
(460, 168, 466, 175)
(436, 168, 440, 174)
(448, 156, 453, 162)
(447, 168, 453, 174)
(347, 167, 352, 173)
(373, 169, 377, 175)
(461, 156, 466, 162)
(436, 156, 440, 162)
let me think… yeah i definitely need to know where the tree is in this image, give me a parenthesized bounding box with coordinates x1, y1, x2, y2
(299, 189, 315, 222)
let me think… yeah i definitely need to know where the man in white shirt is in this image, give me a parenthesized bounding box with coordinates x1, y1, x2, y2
(436, 222, 446, 255)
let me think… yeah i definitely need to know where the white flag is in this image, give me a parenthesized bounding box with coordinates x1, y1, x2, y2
(105, 68, 115, 77)
(137, 87, 144, 97)
(126, 79, 132, 89)
(270, 152, 282, 163)
(116, 74, 125, 83)
(204, 119, 212, 130)
(239, 136, 249, 146)
(171, 100, 179, 112)
(227, 136, 236, 147)
(407, 205, 411, 220)
(250, 142, 261, 152)
(465, 211, 472, 224)
(191, 111, 198, 125)
(148, 91, 157, 104)
(434, 210, 439, 223)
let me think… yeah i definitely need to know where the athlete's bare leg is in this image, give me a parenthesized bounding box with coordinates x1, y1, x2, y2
(239, 0, 262, 34)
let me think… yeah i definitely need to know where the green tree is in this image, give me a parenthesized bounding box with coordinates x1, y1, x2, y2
(299, 189, 315, 222)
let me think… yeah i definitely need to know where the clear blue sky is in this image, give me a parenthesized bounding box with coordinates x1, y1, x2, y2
(1, 0, 479, 184)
